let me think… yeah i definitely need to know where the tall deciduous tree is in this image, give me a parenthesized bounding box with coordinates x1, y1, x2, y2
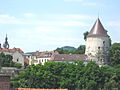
(11, 61, 120, 89)
(0, 52, 22, 68)
(109, 43, 120, 66)
(75, 45, 85, 54)
(0, 52, 14, 67)
(55, 45, 85, 54)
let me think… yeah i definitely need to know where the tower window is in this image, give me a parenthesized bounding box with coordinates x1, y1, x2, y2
(98, 47, 100, 49)
(103, 41, 105, 44)
(17, 58, 19, 62)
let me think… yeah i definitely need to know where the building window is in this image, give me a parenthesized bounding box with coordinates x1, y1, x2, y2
(17, 58, 19, 62)
(103, 41, 105, 44)
(98, 47, 100, 49)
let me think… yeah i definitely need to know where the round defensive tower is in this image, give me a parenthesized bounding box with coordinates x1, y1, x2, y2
(85, 18, 110, 65)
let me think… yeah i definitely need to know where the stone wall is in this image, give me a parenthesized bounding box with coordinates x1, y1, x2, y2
(0, 76, 10, 90)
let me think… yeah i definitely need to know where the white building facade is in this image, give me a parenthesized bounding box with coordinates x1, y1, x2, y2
(0, 48, 25, 66)
(25, 51, 58, 65)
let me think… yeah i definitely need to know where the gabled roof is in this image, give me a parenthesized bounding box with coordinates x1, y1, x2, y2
(0, 48, 24, 53)
(26, 51, 59, 57)
(88, 18, 108, 37)
(50, 54, 86, 61)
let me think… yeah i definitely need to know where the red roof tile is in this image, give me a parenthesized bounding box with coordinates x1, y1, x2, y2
(34, 51, 58, 57)
(50, 54, 86, 61)
(0, 48, 24, 53)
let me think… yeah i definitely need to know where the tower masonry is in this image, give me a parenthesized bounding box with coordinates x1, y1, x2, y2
(85, 18, 110, 65)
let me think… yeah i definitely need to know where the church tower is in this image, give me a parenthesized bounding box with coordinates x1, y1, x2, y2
(3, 34, 9, 49)
(85, 18, 110, 65)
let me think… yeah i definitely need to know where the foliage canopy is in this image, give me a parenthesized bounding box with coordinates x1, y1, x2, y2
(55, 45, 85, 54)
(0, 52, 22, 68)
(11, 61, 120, 89)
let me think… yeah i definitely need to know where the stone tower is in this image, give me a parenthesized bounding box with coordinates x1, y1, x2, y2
(3, 34, 9, 49)
(85, 18, 110, 65)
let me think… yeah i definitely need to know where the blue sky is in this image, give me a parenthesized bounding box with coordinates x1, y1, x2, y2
(0, 0, 120, 52)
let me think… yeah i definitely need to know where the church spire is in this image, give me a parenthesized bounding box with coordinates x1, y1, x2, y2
(88, 18, 108, 37)
(3, 34, 9, 49)
(5, 34, 8, 43)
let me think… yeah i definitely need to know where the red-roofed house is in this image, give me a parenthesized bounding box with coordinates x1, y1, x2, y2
(50, 54, 86, 62)
(25, 51, 59, 65)
(25, 50, 87, 65)
(0, 35, 25, 66)
(0, 48, 25, 66)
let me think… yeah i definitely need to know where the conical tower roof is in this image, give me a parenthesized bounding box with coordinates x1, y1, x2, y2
(88, 18, 108, 37)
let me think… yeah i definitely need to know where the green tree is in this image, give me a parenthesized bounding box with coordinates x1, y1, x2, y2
(11, 61, 120, 89)
(55, 45, 85, 54)
(0, 52, 14, 67)
(0, 52, 22, 68)
(83, 31, 89, 41)
(75, 45, 85, 54)
(109, 43, 120, 66)
(55, 48, 65, 54)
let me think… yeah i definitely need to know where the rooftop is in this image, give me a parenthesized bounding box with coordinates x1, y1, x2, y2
(88, 18, 108, 37)
(50, 54, 86, 61)
(0, 48, 24, 53)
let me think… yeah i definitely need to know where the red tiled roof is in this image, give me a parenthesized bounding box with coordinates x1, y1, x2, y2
(0, 48, 24, 53)
(88, 18, 108, 37)
(34, 51, 58, 57)
(50, 54, 86, 61)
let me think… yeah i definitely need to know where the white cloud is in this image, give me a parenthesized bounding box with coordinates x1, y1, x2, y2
(23, 14, 94, 27)
(64, 0, 83, 2)
(49, 14, 95, 20)
(19, 20, 87, 27)
(8, 26, 84, 52)
(82, 2, 97, 6)
(0, 13, 91, 52)
(0, 14, 23, 24)
(64, 0, 101, 7)
(0, 14, 94, 27)
(23, 13, 36, 18)
(107, 21, 120, 27)
(37, 21, 88, 27)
